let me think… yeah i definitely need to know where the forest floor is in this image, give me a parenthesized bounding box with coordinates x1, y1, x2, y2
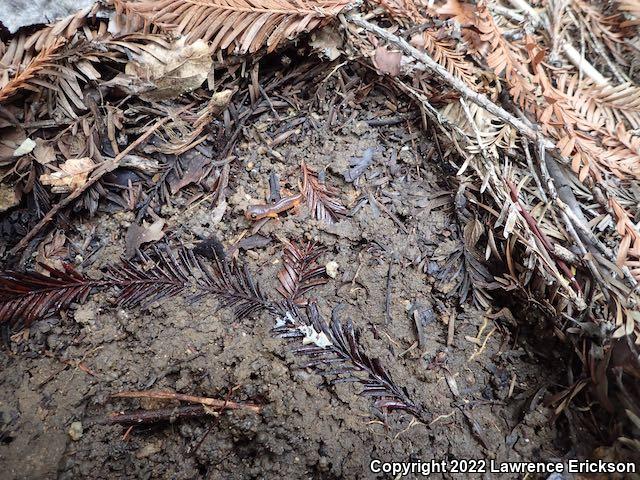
(0, 66, 584, 479)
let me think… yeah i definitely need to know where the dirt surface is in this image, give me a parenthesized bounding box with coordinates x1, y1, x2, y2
(1, 74, 576, 479)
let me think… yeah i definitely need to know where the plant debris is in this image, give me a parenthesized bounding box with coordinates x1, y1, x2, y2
(2, 0, 640, 474)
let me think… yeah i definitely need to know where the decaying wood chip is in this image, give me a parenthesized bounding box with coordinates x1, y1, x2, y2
(40, 157, 95, 193)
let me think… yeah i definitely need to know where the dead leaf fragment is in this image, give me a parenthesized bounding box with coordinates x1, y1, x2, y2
(0, 129, 27, 163)
(309, 27, 343, 60)
(35, 230, 68, 274)
(33, 140, 57, 165)
(210, 201, 227, 226)
(125, 219, 165, 258)
(40, 157, 95, 193)
(125, 39, 212, 101)
(68, 421, 83, 441)
(373, 46, 402, 76)
(325, 260, 339, 278)
(168, 152, 212, 194)
(13, 138, 36, 157)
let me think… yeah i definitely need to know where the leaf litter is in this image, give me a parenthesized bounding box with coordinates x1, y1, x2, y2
(1, 0, 640, 476)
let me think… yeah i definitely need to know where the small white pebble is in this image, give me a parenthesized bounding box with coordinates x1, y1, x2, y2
(13, 138, 36, 156)
(68, 421, 83, 441)
(325, 261, 339, 278)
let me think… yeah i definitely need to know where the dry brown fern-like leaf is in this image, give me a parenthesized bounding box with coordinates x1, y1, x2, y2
(610, 197, 640, 284)
(470, 19, 640, 182)
(0, 3, 97, 70)
(571, 0, 630, 64)
(0, 11, 113, 111)
(26, 5, 99, 52)
(599, 123, 640, 179)
(411, 30, 478, 86)
(0, 264, 101, 331)
(560, 76, 640, 130)
(370, 0, 423, 23)
(0, 246, 278, 335)
(116, 0, 351, 54)
(301, 162, 347, 223)
(530, 53, 640, 181)
(474, 4, 537, 111)
(0, 38, 66, 103)
(275, 303, 429, 422)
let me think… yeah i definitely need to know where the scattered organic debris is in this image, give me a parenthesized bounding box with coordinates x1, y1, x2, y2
(274, 303, 430, 422)
(245, 163, 346, 223)
(2, 0, 640, 473)
(102, 389, 261, 426)
(1, 241, 428, 422)
(276, 241, 328, 304)
(301, 162, 348, 223)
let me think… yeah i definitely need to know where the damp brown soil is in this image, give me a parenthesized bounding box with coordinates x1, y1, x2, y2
(1, 84, 577, 479)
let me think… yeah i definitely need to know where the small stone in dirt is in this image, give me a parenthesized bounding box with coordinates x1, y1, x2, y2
(318, 457, 330, 471)
(68, 421, 83, 441)
(74, 306, 95, 326)
(246, 250, 260, 260)
(325, 260, 339, 278)
(228, 185, 252, 211)
(352, 121, 370, 136)
(136, 442, 163, 459)
(46, 334, 60, 349)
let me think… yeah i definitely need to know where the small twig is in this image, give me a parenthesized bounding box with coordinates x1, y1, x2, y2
(562, 43, 608, 86)
(346, 14, 552, 148)
(507, 180, 584, 302)
(259, 84, 281, 121)
(268, 172, 281, 204)
(366, 112, 418, 127)
(412, 310, 426, 349)
(506, 0, 608, 86)
(111, 390, 262, 414)
(189, 386, 239, 455)
(385, 262, 393, 324)
(537, 144, 637, 289)
(525, 139, 608, 291)
(446, 309, 455, 347)
(122, 426, 134, 440)
(100, 405, 211, 426)
(522, 139, 547, 203)
(369, 192, 408, 234)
